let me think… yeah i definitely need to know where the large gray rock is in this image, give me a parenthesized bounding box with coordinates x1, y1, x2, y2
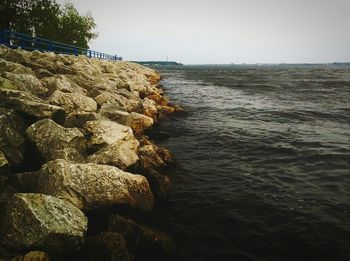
(100, 105, 153, 134)
(26, 119, 86, 162)
(34, 68, 54, 79)
(64, 74, 97, 93)
(87, 140, 139, 170)
(2, 71, 48, 97)
(0, 58, 33, 75)
(37, 159, 154, 211)
(90, 89, 142, 112)
(83, 119, 136, 150)
(42, 75, 87, 96)
(28, 57, 57, 73)
(23, 251, 50, 261)
(84, 120, 139, 169)
(142, 97, 158, 120)
(1, 48, 31, 65)
(0, 108, 26, 167)
(0, 88, 65, 121)
(0, 193, 87, 252)
(71, 59, 102, 76)
(48, 90, 97, 115)
(63, 112, 101, 128)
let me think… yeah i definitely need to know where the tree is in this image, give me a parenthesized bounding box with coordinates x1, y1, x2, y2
(30, 0, 61, 39)
(0, 0, 98, 48)
(0, 0, 34, 34)
(56, 3, 98, 48)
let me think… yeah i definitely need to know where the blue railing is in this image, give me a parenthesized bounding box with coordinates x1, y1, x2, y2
(0, 30, 122, 61)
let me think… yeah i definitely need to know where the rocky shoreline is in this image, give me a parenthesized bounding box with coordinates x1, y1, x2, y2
(0, 46, 181, 260)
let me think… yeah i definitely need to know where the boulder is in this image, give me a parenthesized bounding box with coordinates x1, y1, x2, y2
(37, 159, 154, 211)
(108, 215, 173, 259)
(84, 232, 130, 261)
(26, 119, 86, 162)
(71, 59, 101, 76)
(42, 75, 87, 96)
(56, 53, 73, 65)
(28, 49, 46, 61)
(157, 105, 175, 115)
(87, 76, 130, 93)
(2, 72, 48, 97)
(87, 140, 139, 170)
(34, 68, 54, 79)
(144, 72, 161, 85)
(55, 61, 74, 74)
(84, 120, 139, 169)
(83, 120, 136, 150)
(0, 59, 33, 75)
(100, 105, 153, 134)
(63, 112, 101, 128)
(91, 90, 142, 112)
(0, 89, 65, 122)
(142, 97, 158, 120)
(147, 84, 164, 96)
(28, 57, 57, 73)
(0, 193, 87, 252)
(0, 108, 26, 168)
(147, 93, 169, 106)
(138, 137, 173, 171)
(48, 90, 97, 115)
(0, 77, 17, 91)
(1, 48, 31, 65)
(23, 251, 49, 261)
(64, 74, 97, 93)
(136, 138, 173, 200)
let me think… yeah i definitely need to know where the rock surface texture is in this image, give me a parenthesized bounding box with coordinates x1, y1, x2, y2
(0, 46, 178, 260)
(26, 119, 86, 162)
(37, 159, 154, 211)
(0, 193, 87, 252)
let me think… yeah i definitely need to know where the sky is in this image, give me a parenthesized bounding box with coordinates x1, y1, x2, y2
(57, 0, 350, 64)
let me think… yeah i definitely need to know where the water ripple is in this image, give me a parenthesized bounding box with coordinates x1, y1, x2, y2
(154, 65, 350, 261)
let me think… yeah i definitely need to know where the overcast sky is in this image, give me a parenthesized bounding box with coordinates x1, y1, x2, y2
(57, 0, 350, 64)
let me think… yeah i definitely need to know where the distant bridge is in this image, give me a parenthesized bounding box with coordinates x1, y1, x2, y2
(0, 29, 122, 61)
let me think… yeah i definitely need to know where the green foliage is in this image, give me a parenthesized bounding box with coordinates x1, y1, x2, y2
(0, 0, 98, 48)
(56, 3, 98, 48)
(0, 0, 34, 35)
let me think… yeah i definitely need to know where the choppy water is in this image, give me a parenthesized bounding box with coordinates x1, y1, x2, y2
(152, 65, 350, 261)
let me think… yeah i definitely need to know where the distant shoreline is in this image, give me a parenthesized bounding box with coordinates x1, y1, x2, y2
(167, 62, 350, 67)
(133, 61, 183, 66)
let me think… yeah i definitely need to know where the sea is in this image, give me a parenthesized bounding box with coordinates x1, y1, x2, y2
(150, 64, 350, 261)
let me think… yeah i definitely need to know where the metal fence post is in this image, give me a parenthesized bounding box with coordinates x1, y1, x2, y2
(49, 41, 53, 51)
(0, 30, 3, 45)
(74, 46, 78, 56)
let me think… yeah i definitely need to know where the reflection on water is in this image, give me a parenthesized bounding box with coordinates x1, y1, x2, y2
(153, 65, 350, 261)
